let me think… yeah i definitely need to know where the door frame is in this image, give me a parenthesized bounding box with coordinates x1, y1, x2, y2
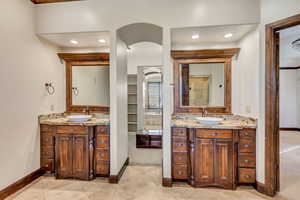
(265, 13, 300, 196)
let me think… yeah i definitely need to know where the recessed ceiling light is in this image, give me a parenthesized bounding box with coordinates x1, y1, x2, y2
(192, 34, 200, 39)
(98, 39, 106, 43)
(70, 40, 79, 44)
(224, 33, 233, 38)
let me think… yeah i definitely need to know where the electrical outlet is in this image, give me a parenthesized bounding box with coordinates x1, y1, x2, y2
(246, 105, 251, 114)
(50, 104, 55, 111)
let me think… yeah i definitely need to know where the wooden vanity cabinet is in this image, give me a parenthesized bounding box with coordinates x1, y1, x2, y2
(238, 128, 256, 184)
(40, 125, 56, 173)
(192, 129, 235, 189)
(55, 126, 94, 180)
(40, 124, 110, 180)
(171, 127, 256, 189)
(95, 125, 110, 176)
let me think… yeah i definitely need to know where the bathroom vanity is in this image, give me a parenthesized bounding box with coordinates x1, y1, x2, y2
(40, 114, 110, 180)
(170, 49, 257, 190)
(171, 115, 256, 189)
(39, 52, 111, 181)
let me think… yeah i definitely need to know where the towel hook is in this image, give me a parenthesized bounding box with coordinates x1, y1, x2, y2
(45, 82, 55, 95)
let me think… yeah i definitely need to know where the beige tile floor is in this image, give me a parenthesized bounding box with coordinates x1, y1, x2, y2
(6, 131, 300, 200)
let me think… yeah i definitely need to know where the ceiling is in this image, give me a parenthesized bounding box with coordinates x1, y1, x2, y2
(31, 0, 82, 4)
(39, 31, 110, 49)
(171, 24, 258, 46)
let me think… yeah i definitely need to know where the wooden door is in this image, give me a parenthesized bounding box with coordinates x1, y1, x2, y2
(194, 138, 214, 185)
(189, 76, 209, 106)
(73, 135, 89, 180)
(214, 139, 233, 189)
(55, 135, 73, 179)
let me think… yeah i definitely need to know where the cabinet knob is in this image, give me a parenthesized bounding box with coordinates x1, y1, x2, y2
(177, 171, 183, 175)
(244, 144, 249, 148)
(245, 132, 249, 136)
(178, 157, 182, 160)
(45, 164, 48, 167)
(244, 160, 249, 163)
(212, 132, 218, 136)
(245, 175, 251, 179)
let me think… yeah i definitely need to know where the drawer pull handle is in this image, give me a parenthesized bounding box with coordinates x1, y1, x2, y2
(212, 132, 218, 136)
(177, 171, 183, 175)
(176, 143, 183, 146)
(245, 175, 251, 179)
(45, 164, 48, 167)
(244, 144, 249, 148)
(178, 157, 182, 160)
(245, 132, 249, 136)
(244, 160, 249, 163)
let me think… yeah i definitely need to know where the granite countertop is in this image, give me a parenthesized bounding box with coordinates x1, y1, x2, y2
(172, 114, 257, 129)
(39, 113, 110, 126)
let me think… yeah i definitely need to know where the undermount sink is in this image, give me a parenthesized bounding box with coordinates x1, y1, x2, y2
(67, 115, 92, 123)
(196, 117, 223, 125)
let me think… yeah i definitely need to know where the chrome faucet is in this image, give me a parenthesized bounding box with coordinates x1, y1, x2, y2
(202, 107, 208, 117)
(84, 106, 90, 115)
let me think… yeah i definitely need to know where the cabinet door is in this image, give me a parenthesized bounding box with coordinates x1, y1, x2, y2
(55, 135, 73, 179)
(194, 138, 214, 185)
(214, 139, 233, 189)
(73, 135, 90, 180)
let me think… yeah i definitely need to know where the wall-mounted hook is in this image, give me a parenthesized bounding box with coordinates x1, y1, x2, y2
(45, 82, 55, 95)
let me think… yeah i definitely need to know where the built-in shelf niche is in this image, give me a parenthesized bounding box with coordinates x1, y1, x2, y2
(128, 75, 137, 134)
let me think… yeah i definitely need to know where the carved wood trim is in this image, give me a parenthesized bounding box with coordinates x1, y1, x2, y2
(58, 53, 109, 62)
(173, 57, 232, 114)
(171, 48, 240, 59)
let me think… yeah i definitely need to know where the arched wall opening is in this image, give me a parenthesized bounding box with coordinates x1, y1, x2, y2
(110, 23, 166, 176)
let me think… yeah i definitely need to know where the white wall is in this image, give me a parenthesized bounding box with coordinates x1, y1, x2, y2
(35, 0, 260, 34)
(259, 0, 300, 183)
(109, 32, 128, 175)
(233, 27, 260, 118)
(279, 70, 298, 128)
(127, 42, 163, 74)
(0, 0, 65, 190)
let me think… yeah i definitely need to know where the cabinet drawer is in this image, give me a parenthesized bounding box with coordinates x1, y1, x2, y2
(41, 133, 54, 146)
(41, 146, 55, 158)
(172, 138, 187, 152)
(95, 126, 109, 135)
(172, 128, 187, 137)
(40, 125, 55, 133)
(95, 150, 110, 161)
(41, 158, 54, 172)
(96, 135, 110, 149)
(238, 153, 256, 168)
(56, 126, 88, 134)
(196, 129, 232, 139)
(96, 161, 110, 175)
(238, 168, 256, 183)
(173, 165, 188, 180)
(239, 139, 255, 153)
(173, 152, 188, 164)
(240, 129, 256, 140)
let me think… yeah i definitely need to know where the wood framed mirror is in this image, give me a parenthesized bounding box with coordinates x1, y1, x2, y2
(172, 49, 240, 114)
(58, 53, 110, 113)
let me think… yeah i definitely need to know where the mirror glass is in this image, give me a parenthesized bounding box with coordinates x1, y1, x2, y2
(180, 63, 225, 107)
(72, 65, 110, 106)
